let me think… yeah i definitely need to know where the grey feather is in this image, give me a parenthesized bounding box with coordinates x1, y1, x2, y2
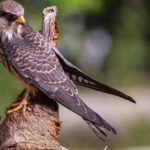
(52, 47, 135, 103)
(1, 23, 116, 139)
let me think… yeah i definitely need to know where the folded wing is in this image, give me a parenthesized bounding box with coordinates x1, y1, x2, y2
(4, 31, 116, 140)
(53, 47, 135, 103)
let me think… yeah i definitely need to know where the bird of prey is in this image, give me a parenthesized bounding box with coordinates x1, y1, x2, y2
(0, 0, 135, 140)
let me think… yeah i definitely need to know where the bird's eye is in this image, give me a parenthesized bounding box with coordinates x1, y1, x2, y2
(13, 15, 17, 20)
(6, 13, 15, 20)
(0, 11, 17, 22)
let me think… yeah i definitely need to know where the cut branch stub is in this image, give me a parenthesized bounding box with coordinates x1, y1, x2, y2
(0, 94, 64, 150)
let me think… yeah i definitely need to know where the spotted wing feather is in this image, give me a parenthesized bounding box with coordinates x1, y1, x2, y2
(21, 23, 135, 103)
(3, 27, 116, 139)
(52, 47, 135, 103)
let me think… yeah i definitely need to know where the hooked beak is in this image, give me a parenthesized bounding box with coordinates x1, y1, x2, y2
(15, 16, 25, 24)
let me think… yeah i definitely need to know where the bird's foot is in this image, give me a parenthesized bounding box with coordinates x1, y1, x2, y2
(7, 98, 28, 114)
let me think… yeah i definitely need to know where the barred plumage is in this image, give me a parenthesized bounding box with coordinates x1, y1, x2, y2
(0, 0, 135, 140)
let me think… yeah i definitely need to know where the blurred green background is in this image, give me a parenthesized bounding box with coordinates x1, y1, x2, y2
(0, 0, 150, 149)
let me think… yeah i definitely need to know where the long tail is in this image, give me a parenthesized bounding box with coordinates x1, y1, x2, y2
(53, 47, 135, 103)
(64, 65, 135, 103)
(52, 87, 116, 139)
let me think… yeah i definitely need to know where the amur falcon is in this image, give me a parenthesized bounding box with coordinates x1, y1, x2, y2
(0, 0, 135, 140)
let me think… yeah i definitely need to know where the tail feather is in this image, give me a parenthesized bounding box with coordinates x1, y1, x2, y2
(86, 121, 108, 141)
(52, 87, 116, 139)
(32, 75, 117, 140)
(65, 67, 135, 103)
(53, 48, 135, 103)
(86, 119, 117, 140)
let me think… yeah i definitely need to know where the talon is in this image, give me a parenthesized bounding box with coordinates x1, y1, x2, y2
(11, 101, 22, 107)
(7, 98, 28, 114)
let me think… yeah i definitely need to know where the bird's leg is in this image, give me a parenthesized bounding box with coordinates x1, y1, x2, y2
(7, 89, 30, 114)
(11, 88, 27, 107)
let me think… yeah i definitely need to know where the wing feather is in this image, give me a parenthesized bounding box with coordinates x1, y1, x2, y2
(3, 27, 116, 139)
(52, 47, 135, 103)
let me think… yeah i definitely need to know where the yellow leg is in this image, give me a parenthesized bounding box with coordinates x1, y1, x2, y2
(6, 85, 35, 114)
(7, 98, 28, 114)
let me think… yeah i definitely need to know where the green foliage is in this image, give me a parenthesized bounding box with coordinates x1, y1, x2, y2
(51, 0, 103, 13)
(0, 66, 21, 115)
(104, 0, 149, 85)
(120, 118, 150, 147)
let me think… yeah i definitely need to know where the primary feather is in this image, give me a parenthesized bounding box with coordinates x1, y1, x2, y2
(1, 23, 116, 139)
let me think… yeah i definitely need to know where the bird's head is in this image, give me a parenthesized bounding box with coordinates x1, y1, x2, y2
(0, 0, 25, 41)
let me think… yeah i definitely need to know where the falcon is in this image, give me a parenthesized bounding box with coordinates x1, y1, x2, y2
(0, 0, 135, 139)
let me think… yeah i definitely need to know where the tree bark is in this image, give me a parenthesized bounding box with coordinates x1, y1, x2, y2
(0, 6, 68, 150)
(0, 95, 63, 150)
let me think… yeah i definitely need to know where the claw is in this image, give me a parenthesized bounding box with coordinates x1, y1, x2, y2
(7, 98, 28, 114)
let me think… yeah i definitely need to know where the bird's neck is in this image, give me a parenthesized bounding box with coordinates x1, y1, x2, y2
(2, 28, 14, 41)
(1, 24, 23, 41)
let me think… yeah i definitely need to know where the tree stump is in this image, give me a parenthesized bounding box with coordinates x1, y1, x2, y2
(0, 93, 68, 150)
